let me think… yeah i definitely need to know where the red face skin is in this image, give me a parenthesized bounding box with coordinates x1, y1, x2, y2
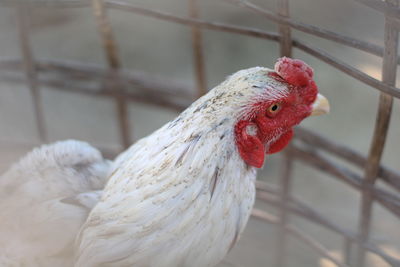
(235, 57, 318, 168)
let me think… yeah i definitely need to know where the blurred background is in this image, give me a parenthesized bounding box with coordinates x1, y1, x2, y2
(0, 0, 399, 266)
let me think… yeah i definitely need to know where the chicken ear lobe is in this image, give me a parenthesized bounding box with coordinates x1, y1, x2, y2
(235, 121, 265, 168)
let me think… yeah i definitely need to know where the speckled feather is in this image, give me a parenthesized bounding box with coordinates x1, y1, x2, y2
(75, 67, 290, 267)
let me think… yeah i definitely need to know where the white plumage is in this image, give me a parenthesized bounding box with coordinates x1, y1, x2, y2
(0, 140, 110, 266)
(75, 67, 267, 267)
(0, 62, 328, 266)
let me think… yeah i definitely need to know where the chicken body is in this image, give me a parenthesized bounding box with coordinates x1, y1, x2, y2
(0, 58, 328, 267)
(75, 68, 265, 267)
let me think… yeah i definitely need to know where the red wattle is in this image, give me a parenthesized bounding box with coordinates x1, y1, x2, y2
(234, 120, 265, 168)
(267, 129, 294, 154)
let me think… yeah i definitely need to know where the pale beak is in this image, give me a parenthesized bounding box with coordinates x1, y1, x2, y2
(311, 93, 330, 116)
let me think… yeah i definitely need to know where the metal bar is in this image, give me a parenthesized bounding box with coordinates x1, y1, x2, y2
(356, 0, 399, 265)
(92, 0, 131, 148)
(0, 72, 190, 112)
(277, 0, 291, 57)
(188, 0, 207, 98)
(226, 0, 400, 64)
(0, 59, 194, 111)
(276, 151, 293, 267)
(92, 0, 119, 69)
(293, 39, 400, 98)
(251, 208, 279, 224)
(16, 7, 47, 142)
(343, 237, 352, 266)
(0, 58, 194, 97)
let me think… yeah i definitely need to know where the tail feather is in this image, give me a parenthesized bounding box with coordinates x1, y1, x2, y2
(0, 140, 110, 267)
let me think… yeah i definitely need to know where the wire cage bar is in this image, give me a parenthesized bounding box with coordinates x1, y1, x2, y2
(16, 6, 47, 142)
(0, 0, 399, 266)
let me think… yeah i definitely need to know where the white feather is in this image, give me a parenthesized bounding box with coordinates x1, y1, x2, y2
(76, 67, 283, 267)
(0, 140, 110, 267)
(1, 66, 288, 267)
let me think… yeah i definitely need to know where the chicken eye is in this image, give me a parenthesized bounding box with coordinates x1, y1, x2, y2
(267, 103, 281, 116)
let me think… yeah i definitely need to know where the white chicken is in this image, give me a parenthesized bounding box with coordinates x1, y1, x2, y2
(0, 57, 329, 267)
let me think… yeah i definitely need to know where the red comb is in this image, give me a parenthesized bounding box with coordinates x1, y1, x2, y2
(274, 57, 314, 87)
